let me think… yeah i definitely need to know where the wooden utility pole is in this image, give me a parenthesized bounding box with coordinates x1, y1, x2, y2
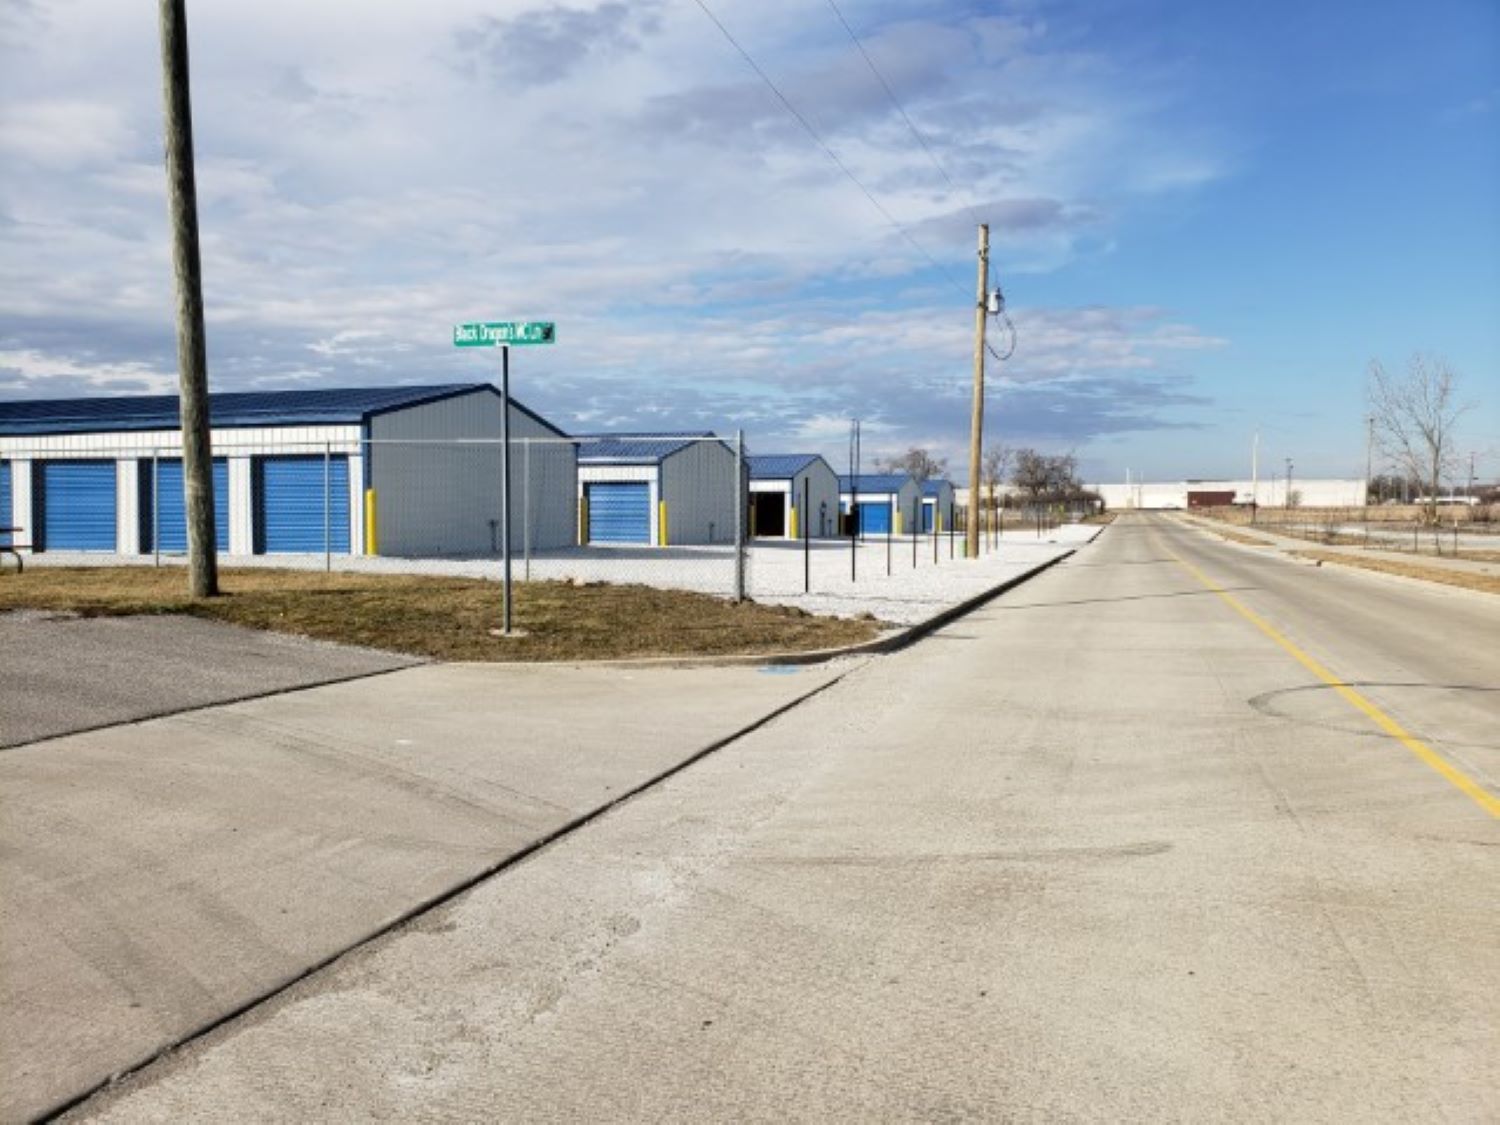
(158, 0, 218, 597)
(965, 223, 989, 560)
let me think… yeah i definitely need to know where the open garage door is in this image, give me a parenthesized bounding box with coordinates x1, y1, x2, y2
(587, 482, 651, 543)
(751, 490, 785, 537)
(36, 460, 117, 551)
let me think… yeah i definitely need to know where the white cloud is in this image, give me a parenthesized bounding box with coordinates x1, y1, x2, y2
(0, 0, 1234, 470)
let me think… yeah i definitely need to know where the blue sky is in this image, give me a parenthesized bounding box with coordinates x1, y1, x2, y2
(1, 0, 1495, 485)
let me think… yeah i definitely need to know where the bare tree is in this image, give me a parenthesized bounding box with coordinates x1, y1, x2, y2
(1369, 354, 1472, 523)
(877, 447, 947, 485)
(981, 444, 1012, 513)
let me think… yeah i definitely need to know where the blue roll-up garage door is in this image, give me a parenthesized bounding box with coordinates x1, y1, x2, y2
(254, 455, 350, 553)
(920, 499, 935, 532)
(588, 482, 651, 543)
(148, 459, 229, 552)
(37, 460, 117, 551)
(0, 461, 11, 546)
(857, 500, 891, 536)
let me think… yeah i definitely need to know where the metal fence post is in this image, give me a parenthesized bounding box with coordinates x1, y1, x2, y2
(912, 498, 918, 568)
(523, 437, 531, 583)
(501, 346, 513, 633)
(802, 480, 809, 595)
(152, 448, 161, 568)
(733, 429, 746, 602)
(323, 441, 332, 573)
(886, 500, 892, 575)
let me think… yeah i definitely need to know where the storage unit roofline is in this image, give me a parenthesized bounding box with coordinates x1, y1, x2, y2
(0, 383, 566, 438)
(575, 431, 727, 466)
(748, 453, 825, 479)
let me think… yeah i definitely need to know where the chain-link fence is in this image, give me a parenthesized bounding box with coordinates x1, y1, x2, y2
(3, 434, 1079, 618)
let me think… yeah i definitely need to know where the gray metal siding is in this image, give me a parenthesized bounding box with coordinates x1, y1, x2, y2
(793, 459, 840, 537)
(367, 390, 576, 556)
(657, 440, 739, 545)
(0, 461, 9, 546)
(36, 460, 117, 551)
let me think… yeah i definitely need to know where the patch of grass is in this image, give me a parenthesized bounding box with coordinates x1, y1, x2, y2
(1213, 529, 1274, 547)
(1291, 552, 1500, 596)
(1081, 512, 1117, 525)
(0, 567, 886, 661)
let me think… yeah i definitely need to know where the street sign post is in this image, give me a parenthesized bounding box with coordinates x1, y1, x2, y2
(453, 320, 556, 636)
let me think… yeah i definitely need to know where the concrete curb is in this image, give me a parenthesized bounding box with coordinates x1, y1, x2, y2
(448, 546, 1085, 671)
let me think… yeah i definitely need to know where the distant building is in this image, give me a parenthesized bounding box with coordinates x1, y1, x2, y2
(838, 473, 921, 536)
(1094, 478, 1368, 510)
(747, 454, 840, 538)
(575, 433, 740, 546)
(920, 479, 956, 532)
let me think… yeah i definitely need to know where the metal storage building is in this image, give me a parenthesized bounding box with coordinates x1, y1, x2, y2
(576, 433, 741, 546)
(838, 474, 921, 536)
(920, 479, 956, 532)
(0, 384, 573, 559)
(747, 454, 840, 538)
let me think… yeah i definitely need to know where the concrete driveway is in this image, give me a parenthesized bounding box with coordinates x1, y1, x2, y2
(1, 657, 851, 1121)
(1, 611, 414, 748)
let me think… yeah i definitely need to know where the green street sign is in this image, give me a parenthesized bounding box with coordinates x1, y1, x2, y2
(453, 321, 556, 347)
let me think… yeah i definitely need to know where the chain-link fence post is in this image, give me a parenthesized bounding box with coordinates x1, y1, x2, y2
(323, 441, 332, 573)
(733, 429, 746, 602)
(152, 448, 161, 568)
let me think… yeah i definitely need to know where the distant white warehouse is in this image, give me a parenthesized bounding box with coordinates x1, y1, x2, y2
(1095, 478, 1368, 510)
(576, 433, 741, 546)
(748, 454, 840, 538)
(0, 384, 576, 558)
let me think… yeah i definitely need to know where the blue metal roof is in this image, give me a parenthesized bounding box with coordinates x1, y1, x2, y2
(748, 453, 823, 479)
(921, 478, 954, 496)
(0, 383, 563, 436)
(839, 473, 913, 493)
(575, 431, 717, 465)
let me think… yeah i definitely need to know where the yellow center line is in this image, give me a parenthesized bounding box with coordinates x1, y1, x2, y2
(1165, 545, 1499, 820)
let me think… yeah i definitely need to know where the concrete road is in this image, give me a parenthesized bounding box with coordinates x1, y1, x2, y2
(1, 660, 849, 1122)
(62, 515, 1500, 1120)
(0, 612, 413, 748)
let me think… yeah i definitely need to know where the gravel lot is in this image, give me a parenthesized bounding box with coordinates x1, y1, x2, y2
(18, 524, 1102, 626)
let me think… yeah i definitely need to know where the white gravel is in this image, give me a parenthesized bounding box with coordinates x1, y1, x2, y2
(20, 524, 1103, 626)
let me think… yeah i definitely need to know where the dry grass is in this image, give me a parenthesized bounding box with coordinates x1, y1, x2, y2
(1212, 528, 1274, 547)
(1080, 512, 1117, 525)
(0, 567, 885, 661)
(1198, 503, 1499, 528)
(1291, 552, 1500, 596)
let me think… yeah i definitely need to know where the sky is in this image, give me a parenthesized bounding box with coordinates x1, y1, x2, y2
(1, 0, 1496, 486)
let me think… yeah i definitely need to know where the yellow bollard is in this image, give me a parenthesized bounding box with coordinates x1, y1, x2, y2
(789, 504, 799, 539)
(578, 497, 589, 545)
(658, 501, 669, 546)
(363, 489, 378, 555)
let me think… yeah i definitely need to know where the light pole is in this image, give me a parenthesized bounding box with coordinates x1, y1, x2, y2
(1285, 457, 1294, 510)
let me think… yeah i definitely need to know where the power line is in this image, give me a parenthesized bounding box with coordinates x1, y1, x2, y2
(689, 0, 967, 295)
(822, 0, 982, 228)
